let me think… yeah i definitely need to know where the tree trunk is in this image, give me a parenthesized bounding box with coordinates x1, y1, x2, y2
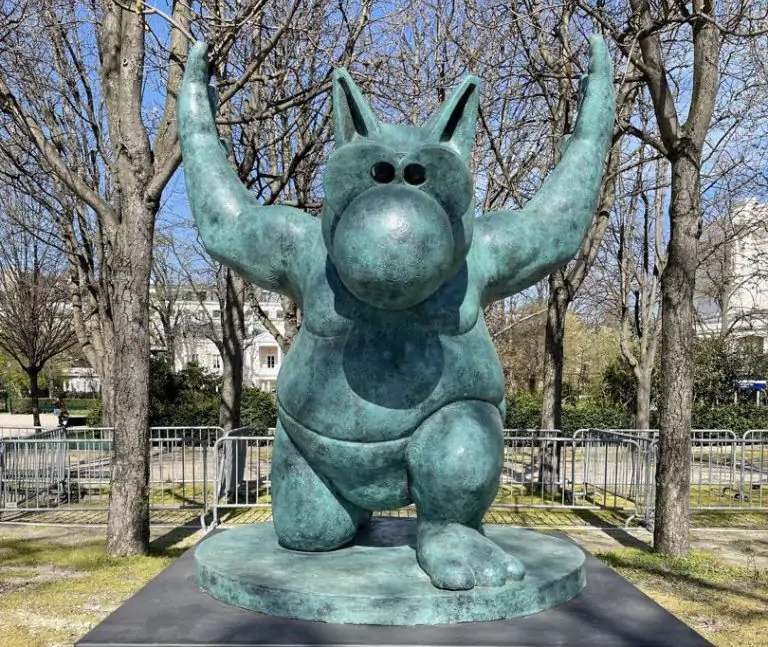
(540, 273, 569, 495)
(219, 269, 245, 431)
(106, 199, 154, 557)
(28, 366, 40, 428)
(165, 332, 177, 373)
(634, 369, 652, 432)
(540, 272, 569, 431)
(654, 144, 700, 556)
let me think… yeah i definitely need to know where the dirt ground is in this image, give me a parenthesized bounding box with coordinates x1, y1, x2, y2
(563, 526, 768, 569)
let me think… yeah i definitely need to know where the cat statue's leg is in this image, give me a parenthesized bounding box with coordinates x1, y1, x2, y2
(271, 419, 370, 551)
(406, 400, 526, 590)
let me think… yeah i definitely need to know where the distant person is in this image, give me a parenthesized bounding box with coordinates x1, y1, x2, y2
(57, 401, 69, 428)
(53, 399, 62, 419)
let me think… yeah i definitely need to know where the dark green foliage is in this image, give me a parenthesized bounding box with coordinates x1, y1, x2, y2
(691, 404, 768, 436)
(602, 359, 639, 410)
(86, 400, 102, 426)
(149, 358, 219, 427)
(505, 392, 631, 435)
(86, 358, 278, 429)
(241, 387, 277, 429)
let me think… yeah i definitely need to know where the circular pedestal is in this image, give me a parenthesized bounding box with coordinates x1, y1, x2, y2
(195, 518, 586, 626)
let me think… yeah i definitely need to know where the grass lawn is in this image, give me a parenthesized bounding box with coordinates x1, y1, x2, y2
(0, 527, 200, 647)
(1, 520, 767, 647)
(597, 549, 768, 647)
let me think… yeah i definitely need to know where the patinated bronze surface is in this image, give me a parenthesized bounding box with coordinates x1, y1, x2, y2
(179, 37, 614, 592)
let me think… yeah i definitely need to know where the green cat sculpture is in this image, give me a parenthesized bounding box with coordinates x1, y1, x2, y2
(178, 36, 614, 591)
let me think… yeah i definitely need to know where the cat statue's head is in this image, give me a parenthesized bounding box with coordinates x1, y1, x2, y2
(321, 71, 480, 310)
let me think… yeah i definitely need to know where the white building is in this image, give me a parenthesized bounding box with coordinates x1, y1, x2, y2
(62, 366, 101, 395)
(151, 287, 286, 393)
(695, 199, 768, 352)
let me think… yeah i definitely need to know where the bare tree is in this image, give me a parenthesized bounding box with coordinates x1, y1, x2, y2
(612, 149, 667, 430)
(579, 0, 768, 555)
(0, 192, 77, 426)
(0, 0, 344, 555)
(149, 232, 190, 368)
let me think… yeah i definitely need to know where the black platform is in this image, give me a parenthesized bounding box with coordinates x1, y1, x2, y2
(77, 522, 713, 647)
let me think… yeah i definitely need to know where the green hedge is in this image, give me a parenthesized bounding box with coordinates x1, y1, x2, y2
(691, 404, 768, 436)
(505, 393, 768, 436)
(14, 397, 98, 415)
(505, 393, 631, 435)
(86, 387, 277, 430)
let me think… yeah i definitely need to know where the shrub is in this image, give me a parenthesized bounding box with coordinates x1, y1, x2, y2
(241, 387, 277, 429)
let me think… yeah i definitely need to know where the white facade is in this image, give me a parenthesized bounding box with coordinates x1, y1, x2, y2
(152, 288, 286, 393)
(696, 199, 768, 350)
(62, 366, 101, 395)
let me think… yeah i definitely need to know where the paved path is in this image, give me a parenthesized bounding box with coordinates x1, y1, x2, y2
(0, 412, 59, 429)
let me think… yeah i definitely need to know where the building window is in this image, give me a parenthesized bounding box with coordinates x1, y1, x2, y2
(266, 354, 276, 369)
(212, 355, 221, 370)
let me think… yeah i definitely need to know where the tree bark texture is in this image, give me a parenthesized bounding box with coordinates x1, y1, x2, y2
(635, 371, 652, 432)
(654, 146, 701, 556)
(539, 276, 569, 495)
(105, 197, 155, 557)
(29, 366, 40, 428)
(218, 269, 246, 431)
(540, 274, 568, 431)
(281, 295, 300, 351)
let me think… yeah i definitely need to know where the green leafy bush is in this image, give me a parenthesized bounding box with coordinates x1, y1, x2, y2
(241, 387, 277, 429)
(691, 404, 768, 436)
(505, 393, 630, 435)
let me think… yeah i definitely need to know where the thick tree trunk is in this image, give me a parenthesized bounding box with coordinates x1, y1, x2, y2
(106, 199, 154, 557)
(654, 145, 700, 556)
(540, 272, 569, 431)
(99, 351, 116, 428)
(219, 269, 245, 431)
(540, 273, 569, 495)
(28, 367, 40, 428)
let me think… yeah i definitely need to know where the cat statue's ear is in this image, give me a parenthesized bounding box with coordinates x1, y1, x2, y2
(333, 68, 380, 147)
(427, 75, 481, 160)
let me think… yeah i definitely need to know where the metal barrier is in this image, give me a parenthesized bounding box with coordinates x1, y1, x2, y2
(209, 433, 273, 528)
(498, 434, 650, 517)
(0, 426, 55, 440)
(639, 435, 768, 529)
(0, 426, 224, 514)
(2, 425, 765, 527)
(0, 434, 68, 509)
(574, 428, 737, 440)
(149, 427, 223, 512)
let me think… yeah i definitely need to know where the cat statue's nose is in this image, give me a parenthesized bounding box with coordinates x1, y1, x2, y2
(331, 185, 455, 309)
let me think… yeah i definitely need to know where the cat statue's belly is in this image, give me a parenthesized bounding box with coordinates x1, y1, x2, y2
(276, 294, 504, 509)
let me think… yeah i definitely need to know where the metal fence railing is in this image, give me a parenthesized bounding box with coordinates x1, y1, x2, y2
(0, 426, 224, 514)
(2, 426, 766, 529)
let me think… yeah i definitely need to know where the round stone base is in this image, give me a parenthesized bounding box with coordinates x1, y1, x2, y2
(195, 518, 586, 626)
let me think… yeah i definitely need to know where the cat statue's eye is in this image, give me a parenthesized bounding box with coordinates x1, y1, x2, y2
(371, 161, 396, 183)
